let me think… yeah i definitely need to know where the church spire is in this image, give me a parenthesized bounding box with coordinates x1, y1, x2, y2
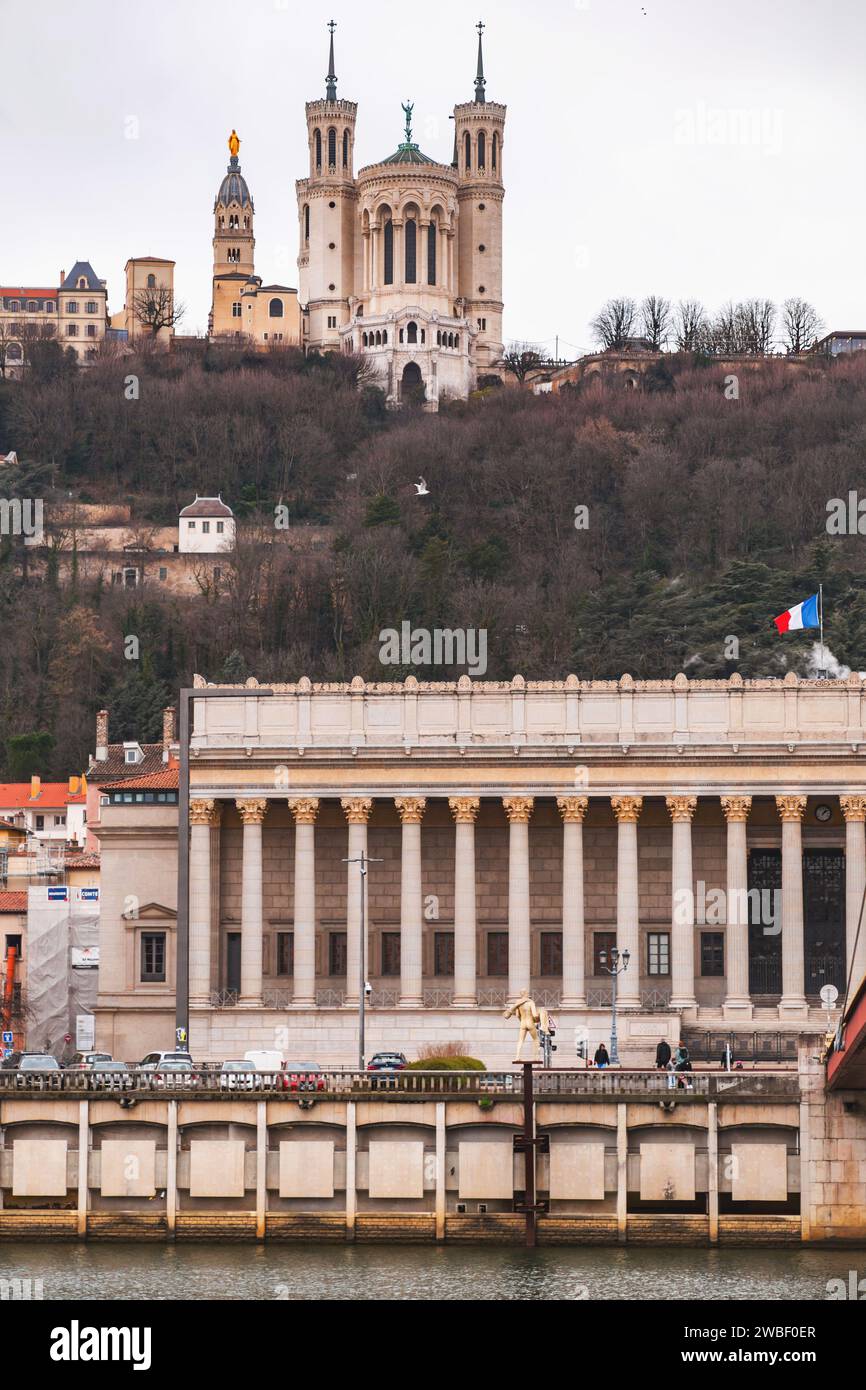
(474, 19, 486, 103)
(326, 19, 337, 100)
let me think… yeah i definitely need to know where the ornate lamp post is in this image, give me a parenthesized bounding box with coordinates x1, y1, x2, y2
(597, 946, 630, 1067)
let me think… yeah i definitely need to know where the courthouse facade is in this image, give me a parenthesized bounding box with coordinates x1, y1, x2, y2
(94, 674, 866, 1065)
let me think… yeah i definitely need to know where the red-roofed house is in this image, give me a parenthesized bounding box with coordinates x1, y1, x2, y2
(0, 776, 87, 848)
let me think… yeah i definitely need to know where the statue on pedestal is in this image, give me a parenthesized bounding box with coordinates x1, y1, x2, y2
(504, 995, 550, 1062)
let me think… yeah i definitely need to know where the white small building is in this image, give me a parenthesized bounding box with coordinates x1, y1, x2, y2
(178, 496, 235, 554)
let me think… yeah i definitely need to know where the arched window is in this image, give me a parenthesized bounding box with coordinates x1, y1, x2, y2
(146, 274, 156, 288)
(404, 218, 417, 283)
(7, 343, 22, 361)
(384, 219, 394, 284)
(464, 131, 471, 170)
(375, 330, 382, 346)
(421, 329, 425, 344)
(492, 132, 499, 169)
(407, 321, 418, 344)
(454, 335, 459, 350)
(478, 132, 486, 168)
(343, 129, 349, 167)
(427, 223, 436, 285)
(314, 128, 322, 169)
(269, 298, 284, 318)
(437, 330, 441, 346)
(399, 328, 404, 344)
(304, 205, 310, 242)
(382, 330, 388, 345)
(362, 332, 368, 347)
(328, 128, 336, 167)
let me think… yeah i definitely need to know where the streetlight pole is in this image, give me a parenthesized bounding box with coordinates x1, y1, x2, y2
(342, 849, 382, 1070)
(598, 946, 630, 1067)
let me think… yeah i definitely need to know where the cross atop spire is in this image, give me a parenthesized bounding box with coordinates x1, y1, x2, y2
(326, 19, 337, 100)
(474, 19, 486, 103)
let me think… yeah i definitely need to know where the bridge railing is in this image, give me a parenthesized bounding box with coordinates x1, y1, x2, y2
(0, 1068, 801, 1099)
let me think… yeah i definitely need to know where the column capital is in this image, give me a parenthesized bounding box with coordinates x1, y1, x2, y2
(611, 795, 642, 824)
(190, 797, 221, 826)
(449, 795, 480, 824)
(288, 796, 319, 824)
(236, 797, 268, 825)
(502, 795, 534, 824)
(395, 796, 426, 824)
(840, 795, 866, 823)
(776, 794, 807, 823)
(721, 795, 752, 823)
(666, 795, 697, 823)
(341, 796, 373, 825)
(557, 795, 588, 823)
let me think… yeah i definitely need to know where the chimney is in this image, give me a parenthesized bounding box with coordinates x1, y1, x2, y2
(30, 774, 41, 799)
(162, 706, 177, 761)
(95, 709, 109, 762)
(59, 269, 65, 285)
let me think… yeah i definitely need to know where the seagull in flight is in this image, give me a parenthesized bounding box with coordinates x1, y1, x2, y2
(414, 476, 430, 496)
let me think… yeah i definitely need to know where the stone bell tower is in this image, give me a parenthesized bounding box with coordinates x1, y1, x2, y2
(213, 130, 255, 281)
(297, 21, 358, 352)
(453, 22, 506, 373)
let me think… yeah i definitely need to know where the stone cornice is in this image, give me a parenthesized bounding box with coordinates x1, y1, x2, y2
(192, 673, 866, 693)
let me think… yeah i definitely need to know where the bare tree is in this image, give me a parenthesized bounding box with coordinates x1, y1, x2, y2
(501, 341, 545, 382)
(132, 285, 186, 338)
(738, 298, 776, 355)
(673, 299, 707, 352)
(639, 295, 671, 350)
(781, 297, 823, 354)
(590, 297, 637, 351)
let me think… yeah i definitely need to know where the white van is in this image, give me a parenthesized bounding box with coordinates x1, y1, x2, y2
(242, 1050, 284, 1072)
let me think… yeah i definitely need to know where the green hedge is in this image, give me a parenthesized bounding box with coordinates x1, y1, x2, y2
(405, 1056, 486, 1071)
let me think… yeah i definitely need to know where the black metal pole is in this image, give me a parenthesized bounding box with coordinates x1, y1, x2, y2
(175, 686, 274, 1052)
(522, 1061, 536, 1248)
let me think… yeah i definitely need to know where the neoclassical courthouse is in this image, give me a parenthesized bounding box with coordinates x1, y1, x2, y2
(94, 675, 866, 1066)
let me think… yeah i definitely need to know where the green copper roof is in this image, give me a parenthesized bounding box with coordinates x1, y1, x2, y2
(380, 142, 437, 165)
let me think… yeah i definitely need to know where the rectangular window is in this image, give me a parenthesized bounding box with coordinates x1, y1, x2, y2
(486, 931, 508, 977)
(158, 566, 167, 580)
(35, 815, 44, 830)
(276, 932, 294, 976)
(86, 324, 96, 337)
(141, 932, 166, 983)
(66, 301, 78, 313)
(329, 931, 347, 977)
(216, 521, 224, 534)
(45, 301, 54, 312)
(540, 931, 562, 976)
(434, 931, 454, 977)
(85, 301, 97, 313)
(381, 931, 401, 977)
(213, 567, 221, 582)
(232, 302, 242, 318)
(647, 932, 670, 977)
(327, 315, 337, 329)
(593, 931, 616, 975)
(187, 520, 196, 529)
(700, 931, 724, 977)
(66, 324, 78, 336)
(202, 520, 210, 533)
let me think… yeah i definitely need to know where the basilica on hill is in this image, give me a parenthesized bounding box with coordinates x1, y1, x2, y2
(209, 21, 506, 405)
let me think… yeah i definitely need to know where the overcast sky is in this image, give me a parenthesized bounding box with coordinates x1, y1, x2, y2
(3, 0, 865, 351)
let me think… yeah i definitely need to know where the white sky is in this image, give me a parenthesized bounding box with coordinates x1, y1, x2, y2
(3, 0, 865, 350)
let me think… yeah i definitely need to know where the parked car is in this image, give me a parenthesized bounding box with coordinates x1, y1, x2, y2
(366, 1052, 407, 1088)
(66, 1052, 113, 1071)
(1, 1052, 61, 1071)
(366, 1052, 407, 1072)
(139, 1052, 198, 1087)
(90, 1061, 132, 1090)
(219, 1059, 258, 1091)
(284, 1062, 326, 1092)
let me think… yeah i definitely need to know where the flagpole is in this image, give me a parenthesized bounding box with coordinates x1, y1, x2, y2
(819, 582, 826, 677)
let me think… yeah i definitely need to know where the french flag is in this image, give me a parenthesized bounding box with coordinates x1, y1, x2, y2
(773, 593, 820, 634)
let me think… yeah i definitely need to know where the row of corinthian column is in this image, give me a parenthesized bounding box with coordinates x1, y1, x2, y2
(186, 793, 866, 1014)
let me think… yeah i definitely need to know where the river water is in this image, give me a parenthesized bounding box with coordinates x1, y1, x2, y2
(1, 1243, 864, 1300)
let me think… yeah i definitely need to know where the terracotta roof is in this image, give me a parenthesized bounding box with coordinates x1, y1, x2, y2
(88, 745, 165, 781)
(0, 892, 27, 913)
(1, 288, 56, 299)
(101, 767, 179, 792)
(65, 852, 101, 869)
(179, 496, 233, 519)
(0, 783, 86, 808)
